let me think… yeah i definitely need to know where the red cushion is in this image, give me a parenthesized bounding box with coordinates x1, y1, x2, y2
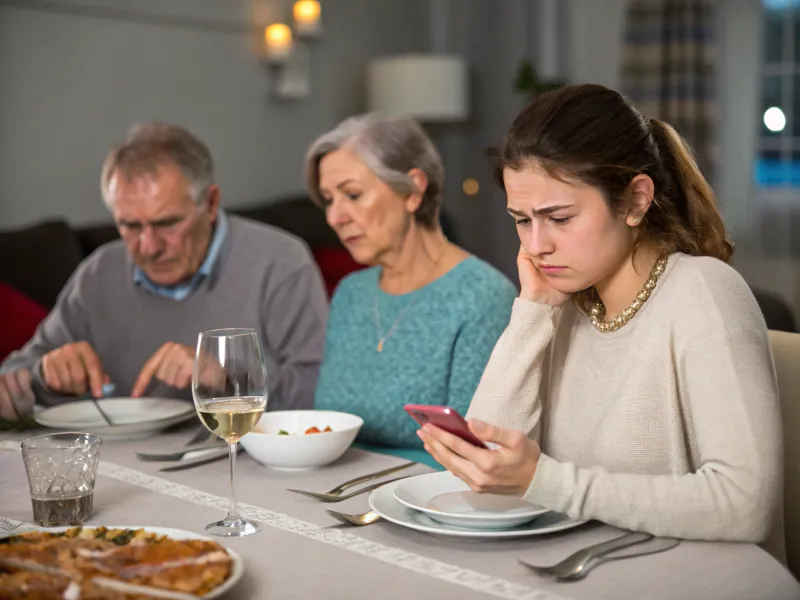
(312, 247, 366, 297)
(0, 281, 49, 361)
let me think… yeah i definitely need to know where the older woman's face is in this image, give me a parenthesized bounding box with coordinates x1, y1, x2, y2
(318, 148, 416, 265)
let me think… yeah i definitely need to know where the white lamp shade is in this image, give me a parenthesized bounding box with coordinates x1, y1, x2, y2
(367, 54, 468, 122)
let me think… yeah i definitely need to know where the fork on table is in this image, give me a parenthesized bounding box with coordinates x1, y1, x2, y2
(286, 461, 416, 503)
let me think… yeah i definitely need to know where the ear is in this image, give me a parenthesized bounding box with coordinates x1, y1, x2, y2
(204, 185, 221, 224)
(625, 174, 654, 227)
(403, 168, 429, 215)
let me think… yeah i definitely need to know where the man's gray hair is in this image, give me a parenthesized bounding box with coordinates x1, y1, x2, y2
(101, 122, 214, 205)
(305, 113, 444, 228)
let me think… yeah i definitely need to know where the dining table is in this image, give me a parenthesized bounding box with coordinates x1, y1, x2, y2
(1, 424, 798, 600)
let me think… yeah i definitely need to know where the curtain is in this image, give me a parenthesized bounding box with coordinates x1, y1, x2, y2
(621, 0, 717, 177)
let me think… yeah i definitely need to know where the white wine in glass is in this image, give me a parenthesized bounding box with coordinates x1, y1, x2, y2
(192, 328, 268, 537)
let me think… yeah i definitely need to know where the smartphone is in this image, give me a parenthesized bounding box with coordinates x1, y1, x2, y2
(404, 404, 488, 448)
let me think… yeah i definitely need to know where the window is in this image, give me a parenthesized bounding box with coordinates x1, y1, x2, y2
(756, 0, 800, 190)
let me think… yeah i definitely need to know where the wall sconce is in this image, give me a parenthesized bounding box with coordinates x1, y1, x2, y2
(293, 0, 321, 37)
(261, 2, 322, 101)
(264, 23, 293, 63)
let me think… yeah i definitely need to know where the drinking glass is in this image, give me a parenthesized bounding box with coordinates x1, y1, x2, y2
(192, 328, 268, 537)
(21, 432, 101, 527)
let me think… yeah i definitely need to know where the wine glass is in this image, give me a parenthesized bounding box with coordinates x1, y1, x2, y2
(192, 328, 268, 537)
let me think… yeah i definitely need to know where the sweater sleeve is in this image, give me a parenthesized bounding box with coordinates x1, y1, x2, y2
(524, 328, 782, 543)
(260, 259, 329, 412)
(466, 298, 562, 442)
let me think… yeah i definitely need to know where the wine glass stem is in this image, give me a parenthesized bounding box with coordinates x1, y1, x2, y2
(227, 442, 239, 521)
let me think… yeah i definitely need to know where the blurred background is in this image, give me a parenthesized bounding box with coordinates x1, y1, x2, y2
(1, 0, 798, 327)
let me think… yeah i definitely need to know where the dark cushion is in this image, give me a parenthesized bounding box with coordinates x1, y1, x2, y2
(0, 220, 84, 309)
(231, 196, 342, 249)
(752, 289, 798, 333)
(76, 223, 120, 257)
(232, 195, 460, 247)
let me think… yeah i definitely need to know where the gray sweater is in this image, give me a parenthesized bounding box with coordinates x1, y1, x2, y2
(1, 216, 329, 411)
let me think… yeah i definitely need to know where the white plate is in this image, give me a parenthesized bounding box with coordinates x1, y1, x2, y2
(34, 398, 196, 441)
(0, 525, 242, 598)
(370, 479, 588, 540)
(393, 471, 549, 529)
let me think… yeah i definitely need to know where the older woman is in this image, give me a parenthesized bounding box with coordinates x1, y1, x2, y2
(305, 113, 516, 462)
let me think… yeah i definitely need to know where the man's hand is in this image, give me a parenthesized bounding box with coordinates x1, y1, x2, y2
(132, 343, 195, 397)
(0, 370, 35, 420)
(41, 342, 107, 397)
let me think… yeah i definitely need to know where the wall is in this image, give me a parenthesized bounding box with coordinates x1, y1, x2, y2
(564, 0, 627, 90)
(424, 0, 628, 280)
(0, 0, 428, 228)
(425, 0, 538, 280)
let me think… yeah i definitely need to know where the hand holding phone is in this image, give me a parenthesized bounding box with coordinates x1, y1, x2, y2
(404, 404, 488, 449)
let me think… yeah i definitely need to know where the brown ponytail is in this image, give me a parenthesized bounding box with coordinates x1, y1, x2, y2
(490, 84, 734, 266)
(648, 119, 733, 262)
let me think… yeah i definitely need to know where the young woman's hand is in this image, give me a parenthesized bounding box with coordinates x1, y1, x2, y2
(517, 246, 572, 306)
(419, 419, 540, 496)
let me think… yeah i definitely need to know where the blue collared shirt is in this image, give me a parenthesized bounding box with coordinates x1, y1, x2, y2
(134, 210, 229, 300)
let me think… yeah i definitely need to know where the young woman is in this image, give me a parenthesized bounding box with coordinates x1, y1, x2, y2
(419, 84, 784, 555)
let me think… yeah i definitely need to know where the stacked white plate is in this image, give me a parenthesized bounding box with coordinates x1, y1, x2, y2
(368, 471, 587, 539)
(34, 398, 196, 441)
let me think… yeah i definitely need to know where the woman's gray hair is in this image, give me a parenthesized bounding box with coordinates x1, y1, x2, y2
(305, 113, 444, 228)
(100, 122, 214, 205)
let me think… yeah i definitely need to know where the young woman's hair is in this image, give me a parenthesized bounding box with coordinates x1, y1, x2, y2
(490, 84, 733, 272)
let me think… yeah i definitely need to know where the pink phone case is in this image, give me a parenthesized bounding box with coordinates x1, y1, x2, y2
(404, 404, 488, 448)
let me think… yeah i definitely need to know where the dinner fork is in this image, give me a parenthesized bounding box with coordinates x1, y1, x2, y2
(518, 533, 680, 581)
(287, 476, 410, 503)
(326, 509, 382, 526)
(286, 461, 416, 500)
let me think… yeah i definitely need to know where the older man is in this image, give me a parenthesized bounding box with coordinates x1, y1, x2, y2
(0, 122, 328, 420)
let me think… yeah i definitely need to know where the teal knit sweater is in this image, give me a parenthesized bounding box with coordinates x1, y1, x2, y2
(314, 256, 517, 449)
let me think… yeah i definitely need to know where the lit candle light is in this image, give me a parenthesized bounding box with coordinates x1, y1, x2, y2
(293, 0, 321, 37)
(264, 23, 293, 62)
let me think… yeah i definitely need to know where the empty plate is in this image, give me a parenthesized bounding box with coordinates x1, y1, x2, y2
(393, 471, 549, 529)
(371, 478, 587, 540)
(34, 398, 196, 441)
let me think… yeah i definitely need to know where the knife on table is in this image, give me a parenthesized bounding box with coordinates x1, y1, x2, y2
(158, 446, 235, 472)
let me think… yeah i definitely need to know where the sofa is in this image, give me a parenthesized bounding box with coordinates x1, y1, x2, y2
(1, 197, 795, 359)
(0, 196, 462, 360)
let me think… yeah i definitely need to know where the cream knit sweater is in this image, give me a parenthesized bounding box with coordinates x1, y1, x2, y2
(467, 253, 784, 549)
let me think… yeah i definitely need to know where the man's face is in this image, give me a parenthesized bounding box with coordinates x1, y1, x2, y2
(106, 162, 219, 286)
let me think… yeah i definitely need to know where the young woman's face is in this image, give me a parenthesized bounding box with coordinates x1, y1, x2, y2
(505, 166, 636, 294)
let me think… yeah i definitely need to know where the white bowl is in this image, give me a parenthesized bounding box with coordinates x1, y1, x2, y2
(239, 410, 363, 471)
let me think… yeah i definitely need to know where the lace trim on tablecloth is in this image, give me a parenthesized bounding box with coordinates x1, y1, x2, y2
(0, 441, 570, 600)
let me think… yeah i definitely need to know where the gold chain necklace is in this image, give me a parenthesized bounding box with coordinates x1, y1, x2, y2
(589, 252, 670, 333)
